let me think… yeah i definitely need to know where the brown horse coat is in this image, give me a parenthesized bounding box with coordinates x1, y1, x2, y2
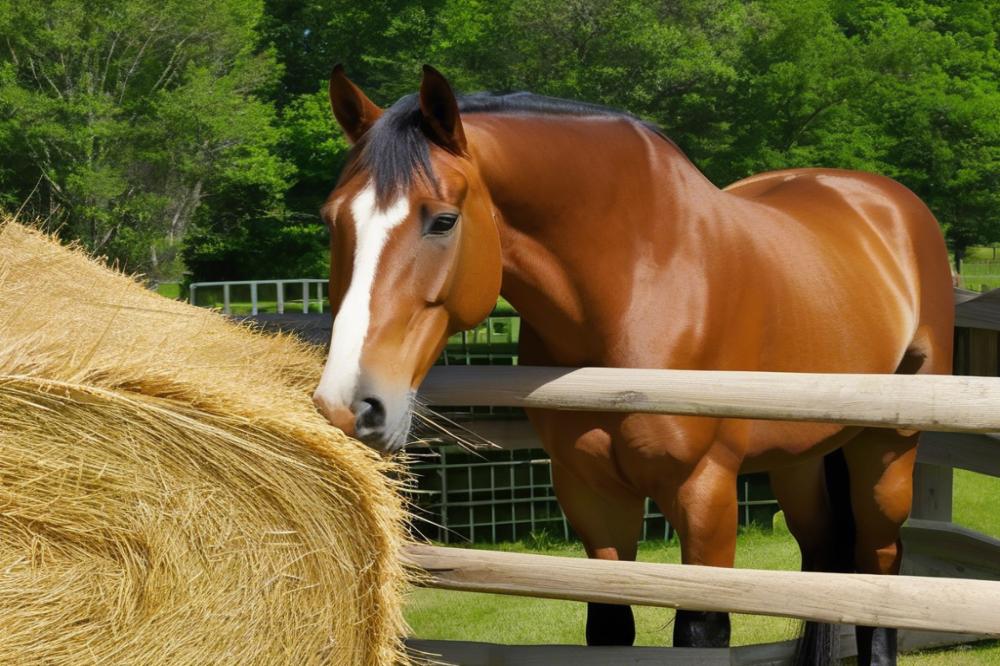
(313, 66, 953, 660)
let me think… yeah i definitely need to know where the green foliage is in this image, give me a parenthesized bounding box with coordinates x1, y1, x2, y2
(182, 214, 327, 282)
(2, 0, 998, 279)
(263, 0, 1000, 268)
(0, 0, 288, 280)
(278, 88, 351, 216)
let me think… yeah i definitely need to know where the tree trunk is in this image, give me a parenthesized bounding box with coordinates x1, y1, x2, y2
(168, 179, 203, 243)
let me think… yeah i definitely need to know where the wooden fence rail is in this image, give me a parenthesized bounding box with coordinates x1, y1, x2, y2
(404, 543, 1000, 636)
(413, 364, 1000, 663)
(421, 366, 1000, 433)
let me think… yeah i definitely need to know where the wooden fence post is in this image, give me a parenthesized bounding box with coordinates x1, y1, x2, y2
(910, 463, 953, 522)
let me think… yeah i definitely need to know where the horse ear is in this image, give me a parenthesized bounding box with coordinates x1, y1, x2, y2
(419, 65, 467, 154)
(329, 64, 382, 144)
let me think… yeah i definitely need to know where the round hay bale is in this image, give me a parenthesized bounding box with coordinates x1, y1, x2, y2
(0, 220, 410, 665)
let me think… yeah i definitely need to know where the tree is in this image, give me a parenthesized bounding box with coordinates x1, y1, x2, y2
(0, 0, 287, 280)
(848, 1, 1000, 269)
(4, 0, 997, 281)
(262, 0, 1000, 269)
(180, 89, 339, 281)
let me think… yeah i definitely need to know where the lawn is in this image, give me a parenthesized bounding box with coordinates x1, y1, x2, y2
(177, 280, 521, 318)
(965, 247, 1000, 262)
(197, 298, 329, 315)
(404, 469, 1000, 663)
(959, 261, 1000, 292)
(155, 281, 182, 299)
(958, 246, 1000, 292)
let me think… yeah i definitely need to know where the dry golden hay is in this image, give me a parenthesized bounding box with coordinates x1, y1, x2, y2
(0, 219, 411, 665)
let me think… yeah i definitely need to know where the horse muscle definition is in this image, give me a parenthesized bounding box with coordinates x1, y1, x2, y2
(312, 65, 953, 666)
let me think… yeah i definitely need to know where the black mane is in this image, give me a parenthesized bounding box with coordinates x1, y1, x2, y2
(457, 91, 639, 118)
(343, 91, 668, 205)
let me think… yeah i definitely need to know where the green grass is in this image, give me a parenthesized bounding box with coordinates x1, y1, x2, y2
(406, 528, 801, 647)
(954, 468, 1000, 540)
(958, 264, 1000, 292)
(902, 642, 1000, 665)
(188, 295, 517, 318)
(155, 282, 181, 299)
(198, 298, 329, 315)
(965, 247, 1000, 262)
(405, 470, 1000, 662)
(958, 254, 1000, 292)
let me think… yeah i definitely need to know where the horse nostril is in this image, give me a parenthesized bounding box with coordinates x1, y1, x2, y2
(313, 392, 357, 436)
(356, 397, 387, 432)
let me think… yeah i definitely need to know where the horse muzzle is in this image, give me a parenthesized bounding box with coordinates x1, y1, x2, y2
(312, 388, 411, 454)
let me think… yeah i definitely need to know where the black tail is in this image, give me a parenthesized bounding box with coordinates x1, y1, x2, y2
(793, 448, 856, 666)
(824, 447, 857, 574)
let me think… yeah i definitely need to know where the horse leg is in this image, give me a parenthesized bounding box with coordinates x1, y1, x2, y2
(550, 459, 644, 646)
(842, 428, 918, 666)
(520, 322, 645, 646)
(654, 454, 738, 648)
(771, 456, 850, 666)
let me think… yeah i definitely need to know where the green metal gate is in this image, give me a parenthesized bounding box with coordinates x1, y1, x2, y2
(407, 305, 780, 544)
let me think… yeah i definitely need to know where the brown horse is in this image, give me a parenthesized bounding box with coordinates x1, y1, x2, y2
(312, 65, 954, 665)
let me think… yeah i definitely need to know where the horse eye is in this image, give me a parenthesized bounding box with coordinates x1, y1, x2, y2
(427, 213, 459, 236)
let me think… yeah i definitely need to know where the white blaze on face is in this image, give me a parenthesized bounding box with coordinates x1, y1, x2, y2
(315, 181, 410, 408)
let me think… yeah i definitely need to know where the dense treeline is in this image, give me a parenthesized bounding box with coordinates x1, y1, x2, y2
(1, 0, 998, 281)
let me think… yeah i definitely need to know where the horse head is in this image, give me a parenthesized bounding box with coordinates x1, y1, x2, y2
(312, 65, 502, 453)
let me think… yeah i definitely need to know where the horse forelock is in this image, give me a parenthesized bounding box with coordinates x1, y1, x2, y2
(348, 94, 436, 208)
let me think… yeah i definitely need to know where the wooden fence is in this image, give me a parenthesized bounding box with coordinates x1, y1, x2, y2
(233, 286, 1000, 663)
(407, 363, 1000, 665)
(405, 543, 1000, 635)
(421, 366, 1000, 432)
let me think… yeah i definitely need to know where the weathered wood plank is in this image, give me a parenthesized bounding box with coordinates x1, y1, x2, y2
(404, 544, 1000, 636)
(918, 431, 1000, 477)
(898, 629, 989, 653)
(954, 288, 1000, 331)
(406, 633, 993, 666)
(421, 366, 1000, 433)
(435, 417, 541, 450)
(405, 638, 816, 666)
(910, 463, 954, 521)
(430, 421, 1000, 477)
(902, 519, 1000, 581)
(969, 328, 1000, 376)
(405, 639, 731, 665)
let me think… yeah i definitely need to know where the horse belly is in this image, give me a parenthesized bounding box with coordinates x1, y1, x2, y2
(526, 408, 726, 500)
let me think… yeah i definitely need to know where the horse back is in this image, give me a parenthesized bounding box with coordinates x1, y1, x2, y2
(717, 167, 953, 373)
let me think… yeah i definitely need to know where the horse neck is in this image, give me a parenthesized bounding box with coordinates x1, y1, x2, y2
(466, 114, 719, 363)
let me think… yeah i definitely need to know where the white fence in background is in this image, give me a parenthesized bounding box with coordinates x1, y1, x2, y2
(188, 279, 328, 315)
